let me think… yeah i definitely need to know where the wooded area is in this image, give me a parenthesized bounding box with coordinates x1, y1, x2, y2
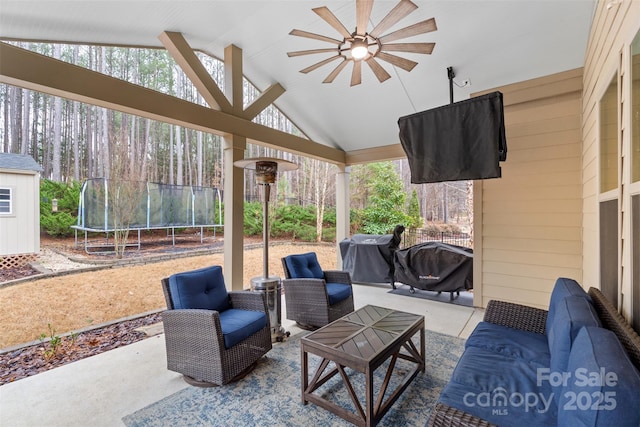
(0, 42, 471, 228)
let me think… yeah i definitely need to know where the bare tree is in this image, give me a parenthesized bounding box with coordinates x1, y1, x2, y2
(109, 138, 145, 259)
(20, 89, 30, 155)
(51, 46, 63, 181)
(312, 159, 331, 242)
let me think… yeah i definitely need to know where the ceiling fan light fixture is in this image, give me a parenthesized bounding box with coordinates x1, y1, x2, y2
(350, 39, 369, 60)
(289, 0, 437, 85)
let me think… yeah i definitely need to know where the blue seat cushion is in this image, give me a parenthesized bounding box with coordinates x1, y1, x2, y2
(547, 295, 601, 399)
(219, 309, 268, 349)
(465, 322, 550, 367)
(284, 252, 324, 279)
(168, 265, 230, 312)
(438, 346, 557, 427)
(546, 277, 591, 335)
(325, 282, 352, 306)
(559, 327, 640, 427)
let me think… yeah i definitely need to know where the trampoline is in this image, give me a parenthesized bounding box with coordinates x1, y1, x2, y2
(72, 178, 223, 253)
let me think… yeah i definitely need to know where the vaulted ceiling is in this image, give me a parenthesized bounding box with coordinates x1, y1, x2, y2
(0, 0, 596, 160)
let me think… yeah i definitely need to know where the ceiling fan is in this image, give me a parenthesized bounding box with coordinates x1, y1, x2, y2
(287, 0, 437, 86)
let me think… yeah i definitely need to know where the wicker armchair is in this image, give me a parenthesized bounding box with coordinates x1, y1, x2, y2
(281, 252, 354, 330)
(160, 265, 272, 387)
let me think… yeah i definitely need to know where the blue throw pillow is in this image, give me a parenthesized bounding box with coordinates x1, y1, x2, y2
(548, 296, 601, 404)
(558, 327, 640, 426)
(168, 265, 230, 312)
(284, 252, 324, 279)
(546, 277, 591, 335)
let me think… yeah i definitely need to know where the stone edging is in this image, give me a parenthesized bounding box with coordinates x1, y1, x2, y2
(0, 308, 165, 355)
(1, 240, 332, 289)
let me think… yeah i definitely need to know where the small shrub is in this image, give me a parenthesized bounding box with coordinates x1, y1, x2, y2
(40, 211, 77, 237)
(40, 180, 81, 237)
(243, 202, 263, 236)
(38, 324, 62, 361)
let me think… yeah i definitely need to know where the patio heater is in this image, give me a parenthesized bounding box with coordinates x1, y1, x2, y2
(234, 157, 298, 342)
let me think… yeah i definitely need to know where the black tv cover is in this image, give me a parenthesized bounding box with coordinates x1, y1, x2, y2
(398, 91, 507, 184)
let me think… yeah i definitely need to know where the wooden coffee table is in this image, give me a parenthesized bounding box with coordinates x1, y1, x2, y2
(300, 305, 425, 427)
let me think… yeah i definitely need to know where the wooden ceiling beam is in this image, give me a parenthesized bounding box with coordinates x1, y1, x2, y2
(242, 83, 285, 120)
(0, 42, 345, 164)
(158, 31, 233, 112)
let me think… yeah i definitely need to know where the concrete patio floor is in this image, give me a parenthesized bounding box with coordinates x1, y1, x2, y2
(0, 283, 483, 427)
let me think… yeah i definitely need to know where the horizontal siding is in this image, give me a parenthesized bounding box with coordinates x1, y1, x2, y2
(482, 224, 581, 241)
(483, 198, 582, 214)
(484, 237, 582, 254)
(475, 68, 583, 308)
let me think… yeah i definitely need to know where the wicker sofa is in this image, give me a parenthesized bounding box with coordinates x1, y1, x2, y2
(428, 278, 640, 427)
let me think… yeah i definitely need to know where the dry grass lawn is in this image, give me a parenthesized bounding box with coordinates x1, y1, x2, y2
(0, 244, 337, 349)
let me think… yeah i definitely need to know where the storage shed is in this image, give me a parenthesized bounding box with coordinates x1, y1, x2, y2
(0, 153, 43, 269)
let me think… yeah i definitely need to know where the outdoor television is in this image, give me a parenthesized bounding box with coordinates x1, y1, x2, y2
(397, 91, 507, 184)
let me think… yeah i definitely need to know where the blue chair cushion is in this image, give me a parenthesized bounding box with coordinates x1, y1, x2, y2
(548, 296, 601, 380)
(558, 327, 640, 427)
(325, 282, 352, 306)
(284, 252, 324, 279)
(546, 277, 591, 335)
(438, 346, 557, 427)
(219, 308, 268, 349)
(168, 265, 230, 312)
(465, 322, 550, 367)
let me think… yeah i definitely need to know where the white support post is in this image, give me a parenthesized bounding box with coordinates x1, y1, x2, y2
(335, 164, 350, 269)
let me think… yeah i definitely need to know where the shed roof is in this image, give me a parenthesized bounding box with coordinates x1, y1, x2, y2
(0, 153, 43, 172)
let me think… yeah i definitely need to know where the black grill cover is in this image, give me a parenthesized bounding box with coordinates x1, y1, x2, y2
(398, 91, 507, 184)
(340, 226, 404, 284)
(394, 242, 473, 292)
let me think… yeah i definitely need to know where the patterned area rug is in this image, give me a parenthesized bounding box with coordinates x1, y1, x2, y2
(389, 285, 474, 307)
(123, 330, 464, 427)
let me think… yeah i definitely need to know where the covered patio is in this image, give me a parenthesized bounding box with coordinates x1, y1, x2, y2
(1, 0, 640, 425)
(3, 0, 637, 314)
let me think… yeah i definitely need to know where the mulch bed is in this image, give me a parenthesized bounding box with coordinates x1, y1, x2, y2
(0, 312, 162, 385)
(0, 265, 40, 282)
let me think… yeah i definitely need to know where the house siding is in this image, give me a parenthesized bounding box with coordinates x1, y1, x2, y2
(582, 0, 640, 319)
(474, 69, 584, 309)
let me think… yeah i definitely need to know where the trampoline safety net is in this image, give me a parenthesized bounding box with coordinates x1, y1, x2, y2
(74, 178, 222, 231)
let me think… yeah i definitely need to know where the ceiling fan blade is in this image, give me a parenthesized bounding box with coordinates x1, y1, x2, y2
(365, 57, 391, 83)
(369, 0, 418, 38)
(376, 51, 418, 72)
(356, 0, 374, 35)
(289, 29, 342, 45)
(323, 59, 349, 83)
(313, 6, 352, 39)
(379, 18, 437, 44)
(287, 48, 340, 58)
(299, 55, 342, 74)
(351, 60, 363, 86)
(380, 42, 435, 54)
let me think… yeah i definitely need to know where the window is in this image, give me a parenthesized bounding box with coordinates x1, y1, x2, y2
(599, 74, 620, 308)
(600, 199, 619, 308)
(600, 75, 618, 193)
(0, 188, 12, 214)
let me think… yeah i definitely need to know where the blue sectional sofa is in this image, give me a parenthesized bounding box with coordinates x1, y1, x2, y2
(428, 278, 640, 427)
